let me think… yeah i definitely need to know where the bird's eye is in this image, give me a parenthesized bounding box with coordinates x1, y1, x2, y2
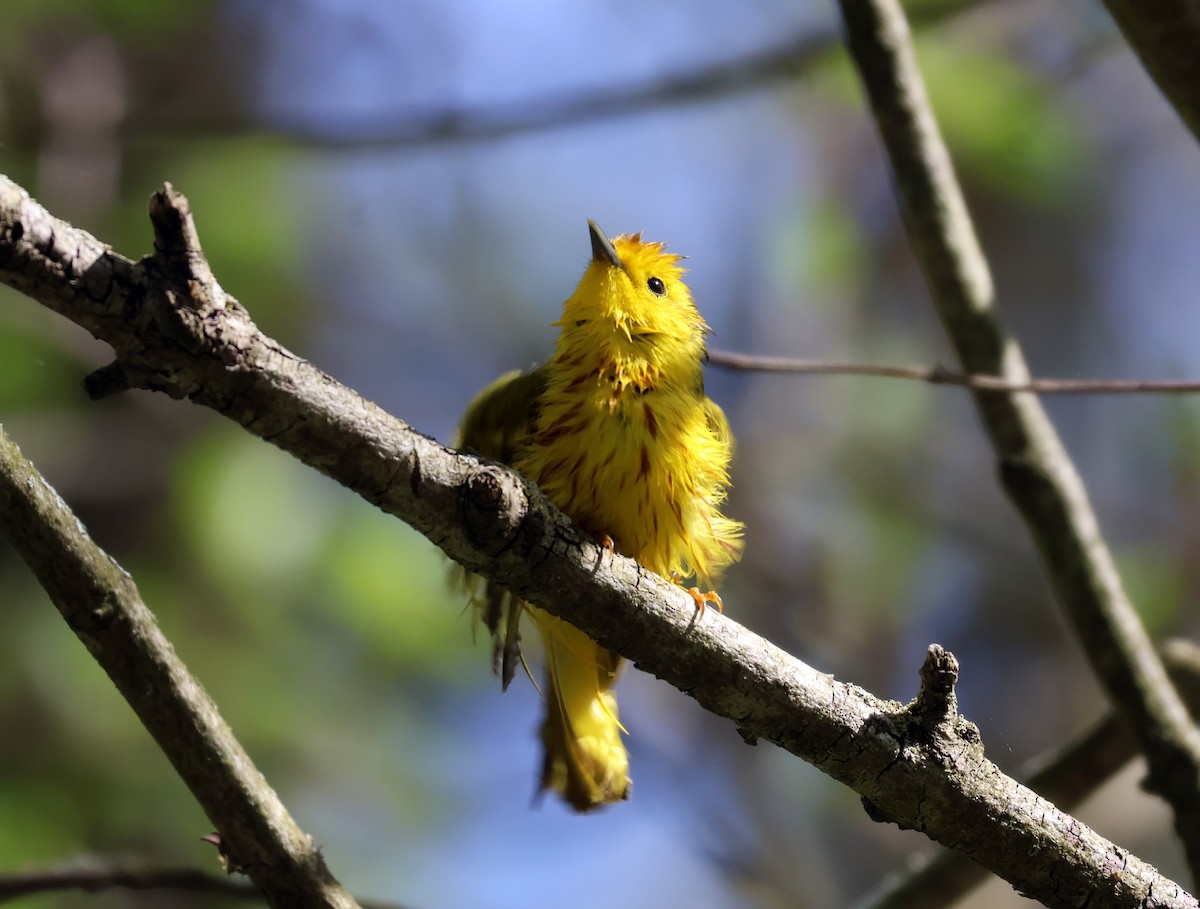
(647, 276, 666, 296)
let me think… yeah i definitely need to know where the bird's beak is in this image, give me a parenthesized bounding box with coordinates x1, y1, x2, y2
(588, 219, 623, 270)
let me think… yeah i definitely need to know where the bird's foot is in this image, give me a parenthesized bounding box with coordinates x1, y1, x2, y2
(670, 572, 724, 616)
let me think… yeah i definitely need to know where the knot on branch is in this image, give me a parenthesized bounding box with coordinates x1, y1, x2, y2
(148, 183, 228, 317)
(461, 464, 527, 556)
(910, 643, 959, 733)
(85, 183, 253, 401)
(861, 645, 978, 830)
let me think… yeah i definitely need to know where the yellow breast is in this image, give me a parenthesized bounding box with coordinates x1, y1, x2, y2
(519, 371, 739, 584)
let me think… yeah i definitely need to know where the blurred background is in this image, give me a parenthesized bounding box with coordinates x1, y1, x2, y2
(3, 0, 1200, 906)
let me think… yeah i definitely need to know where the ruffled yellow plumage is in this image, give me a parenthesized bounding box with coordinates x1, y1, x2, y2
(458, 221, 743, 811)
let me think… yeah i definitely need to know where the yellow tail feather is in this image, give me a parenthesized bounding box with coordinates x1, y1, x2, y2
(532, 608, 630, 811)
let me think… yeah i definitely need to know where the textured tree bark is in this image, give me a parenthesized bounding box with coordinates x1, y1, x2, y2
(838, 0, 1200, 887)
(0, 428, 361, 909)
(1, 172, 1196, 907)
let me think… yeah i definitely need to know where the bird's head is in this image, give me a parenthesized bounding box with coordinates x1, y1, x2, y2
(555, 221, 709, 371)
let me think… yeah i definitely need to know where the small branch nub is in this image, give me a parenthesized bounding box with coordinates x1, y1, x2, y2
(911, 643, 960, 732)
(462, 465, 527, 556)
(147, 183, 227, 315)
(83, 361, 134, 400)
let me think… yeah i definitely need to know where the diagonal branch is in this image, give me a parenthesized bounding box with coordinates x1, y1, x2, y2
(118, 3, 997, 156)
(0, 427, 360, 909)
(859, 639, 1200, 909)
(837, 0, 1200, 885)
(0, 856, 412, 908)
(126, 30, 833, 152)
(0, 174, 1197, 908)
(1100, 0, 1200, 146)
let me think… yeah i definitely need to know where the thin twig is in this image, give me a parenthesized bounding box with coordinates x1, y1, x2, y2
(708, 349, 1200, 394)
(0, 425, 360, 909)
(838, 0, 1200, 885)
(0, 863, 256, 904)
(0, 857, 412, 909)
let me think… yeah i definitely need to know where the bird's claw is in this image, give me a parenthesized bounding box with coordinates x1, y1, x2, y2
(670, 572, 723, 616)
(687, 587, 723, 616)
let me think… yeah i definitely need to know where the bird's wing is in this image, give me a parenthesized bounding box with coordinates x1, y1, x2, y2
(457, 366, 548, 465)
(455, 365, 548, 690)
(703, 394, 736, 457)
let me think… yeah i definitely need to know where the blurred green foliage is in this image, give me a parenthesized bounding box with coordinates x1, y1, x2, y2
(2, 1, 1199, 907)
(814, 30, 1086, 205)
(0, 311, 87, 411)
(126, 141, 310, 339)
(3, 0, 190, 40)
(918, 40, 1088, 204)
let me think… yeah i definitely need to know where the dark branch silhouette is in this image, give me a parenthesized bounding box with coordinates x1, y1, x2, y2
(117, 3, 995, 153)
(122, 30, 834, 152)
(0, 856, 411, 909)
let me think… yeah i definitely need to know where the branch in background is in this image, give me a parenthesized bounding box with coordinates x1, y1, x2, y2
(120, 29, 833, 153)
(1101, 0, 1200, 146)
(1, 175, 1196, 909)
(708, 349, 1200, 395)
(109, 3, 999, 153)
(0, 861, 255, 904)
(0, 856, 411, 909)
(837, 0, 1200, 886)
(858, 639, 1200, 909)
(0, 435, 359, 909)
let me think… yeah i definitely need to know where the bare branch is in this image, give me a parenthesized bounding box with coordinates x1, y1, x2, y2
(859, 639, 1200, 909)
(0, 432, 359, 909)
(0, 174, 1196, 907)
(708, 348, 1200, 395)
(0, 861, 256, 904)
(837, 0, 1200, 883)
(1100, 0, 1200, 146)
(106, 3, 995, 153)
(0, 856, 412, 909)
(118, 30, 833, 153)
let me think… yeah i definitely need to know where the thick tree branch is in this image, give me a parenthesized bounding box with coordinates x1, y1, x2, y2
(1100, 0, 1200, 146)
(0, 426, 360, 909)
(860, 640, 1200, 909)
(0, 175, 1196, 907)
(837, 0, 1200, 884)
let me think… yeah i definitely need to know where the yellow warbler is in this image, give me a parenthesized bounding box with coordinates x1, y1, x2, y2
(458, 221, 743, 811)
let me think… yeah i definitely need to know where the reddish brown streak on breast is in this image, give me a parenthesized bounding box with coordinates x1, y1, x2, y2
(643, 403, 658, 440)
